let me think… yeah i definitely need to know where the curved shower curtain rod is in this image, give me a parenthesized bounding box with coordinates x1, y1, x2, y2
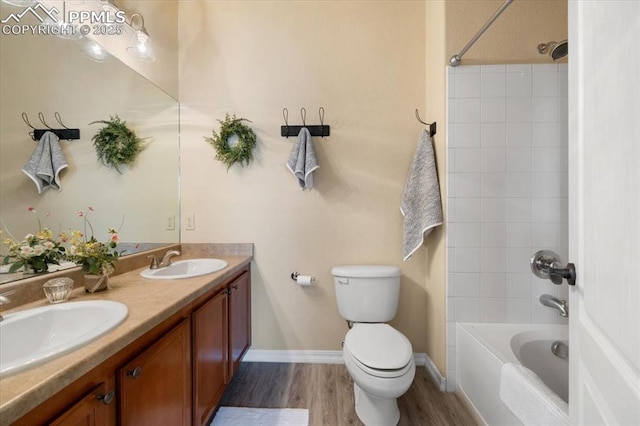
(449, 0, 514, 67)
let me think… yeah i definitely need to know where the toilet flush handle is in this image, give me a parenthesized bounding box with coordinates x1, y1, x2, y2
(337, 278, 349, 285)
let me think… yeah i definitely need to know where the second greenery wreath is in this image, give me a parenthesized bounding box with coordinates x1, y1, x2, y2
(206, 114, 257, 170)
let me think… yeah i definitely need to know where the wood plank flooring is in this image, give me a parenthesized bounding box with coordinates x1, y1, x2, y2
(218, 362, 477, 426)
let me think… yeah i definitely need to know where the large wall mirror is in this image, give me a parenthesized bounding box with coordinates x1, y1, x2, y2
(0, 2, 180, 285)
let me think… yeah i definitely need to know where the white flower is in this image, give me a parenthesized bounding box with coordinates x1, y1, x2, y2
(20, 246, 34, 256)
(32, 245, 45, 256)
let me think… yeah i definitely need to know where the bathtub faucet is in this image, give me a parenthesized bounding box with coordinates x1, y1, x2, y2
(539, 294, 568, 317)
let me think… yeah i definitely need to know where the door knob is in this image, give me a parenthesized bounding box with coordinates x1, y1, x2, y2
(530, 250, 576, 286)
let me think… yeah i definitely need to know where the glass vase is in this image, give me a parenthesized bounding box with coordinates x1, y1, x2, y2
(84, 273, 110, 293)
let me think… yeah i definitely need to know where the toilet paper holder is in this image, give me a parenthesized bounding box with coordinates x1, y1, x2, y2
(291, 271, 315, 283)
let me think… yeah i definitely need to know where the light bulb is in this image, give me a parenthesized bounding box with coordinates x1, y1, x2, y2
(1, 0, 36, 6)
(127, 13, 156, 62)
(82, 40, 111, 62)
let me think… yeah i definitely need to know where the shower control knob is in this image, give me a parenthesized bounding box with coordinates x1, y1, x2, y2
(549, 263, 576, 286)
(530, 250, 577, 286)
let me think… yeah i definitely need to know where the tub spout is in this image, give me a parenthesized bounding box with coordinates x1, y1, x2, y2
(539, 294, 568, 317)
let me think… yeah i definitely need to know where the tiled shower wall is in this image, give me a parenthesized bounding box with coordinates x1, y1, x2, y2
(445, 64, 568, 390)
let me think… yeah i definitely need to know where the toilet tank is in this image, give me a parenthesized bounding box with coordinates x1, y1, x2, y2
(332, 265, 401, 323)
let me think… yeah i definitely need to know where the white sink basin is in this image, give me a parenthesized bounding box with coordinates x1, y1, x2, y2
(140, 258, 228, 280)
(0, 300, 128, 377)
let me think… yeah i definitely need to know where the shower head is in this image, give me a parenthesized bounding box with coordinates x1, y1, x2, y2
(537, 40, 568, 60)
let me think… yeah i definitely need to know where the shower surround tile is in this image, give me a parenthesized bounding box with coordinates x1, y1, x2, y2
(445, 64, 568, 391)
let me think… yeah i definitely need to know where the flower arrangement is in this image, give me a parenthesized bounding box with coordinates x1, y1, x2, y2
(65, 207, 123, 276)
(1, 208, 66, 273)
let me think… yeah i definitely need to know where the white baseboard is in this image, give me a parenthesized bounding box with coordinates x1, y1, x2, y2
(243, 348, 443, 385)
(423, 353, 447, 392)
(243, 349, 344, 364)
(244, 349, 447, 390)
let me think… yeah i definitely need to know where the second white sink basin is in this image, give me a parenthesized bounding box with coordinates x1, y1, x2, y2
(0, 300, 128, 377)
(140, 258, 228, 280)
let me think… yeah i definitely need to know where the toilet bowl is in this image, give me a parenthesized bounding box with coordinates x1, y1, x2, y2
(342, 323, 416, 425)
(332, 265, 416, 425)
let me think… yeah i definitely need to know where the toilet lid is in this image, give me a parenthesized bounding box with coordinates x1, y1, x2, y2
(344, 324, 412, 370)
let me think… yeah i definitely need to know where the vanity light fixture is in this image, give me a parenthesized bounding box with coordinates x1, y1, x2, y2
(0, 0, 35, 6)
(127, 13, 155, 62)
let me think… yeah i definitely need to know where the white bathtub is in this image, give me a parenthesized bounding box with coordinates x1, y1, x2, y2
(456, 322, 569, 425)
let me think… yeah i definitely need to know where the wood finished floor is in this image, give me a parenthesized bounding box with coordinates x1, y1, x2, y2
(218, 362, 477, 426)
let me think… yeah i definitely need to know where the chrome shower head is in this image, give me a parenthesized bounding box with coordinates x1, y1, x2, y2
(537, 39, 568, 60)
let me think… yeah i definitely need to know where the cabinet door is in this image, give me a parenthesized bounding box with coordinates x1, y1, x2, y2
(49, 382, 114, 426)
(119, 319, 191, 426)
(192, 290, 228, 426)
(229, 270, 251, 377)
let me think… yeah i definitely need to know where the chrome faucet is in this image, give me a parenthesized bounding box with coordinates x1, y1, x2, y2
(539, 294, 568, 317)
(0, 289, 16, 322)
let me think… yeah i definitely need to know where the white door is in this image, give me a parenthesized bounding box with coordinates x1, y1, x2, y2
(568, 1, 640, 424)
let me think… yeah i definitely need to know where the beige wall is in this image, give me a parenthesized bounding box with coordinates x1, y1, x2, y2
(178, 0, 567, 377)
(425, 0, 448, 376)
(179, 1, 434, 354)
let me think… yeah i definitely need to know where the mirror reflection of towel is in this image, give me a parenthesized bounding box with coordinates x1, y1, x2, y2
(22, 131, 68, 194)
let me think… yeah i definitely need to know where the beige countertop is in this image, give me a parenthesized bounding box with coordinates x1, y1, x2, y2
(0, 253, 252, 424)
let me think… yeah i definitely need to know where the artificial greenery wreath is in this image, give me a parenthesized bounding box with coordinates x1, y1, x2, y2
(205, 114, 257, 170)
(90, 115, 145, 174)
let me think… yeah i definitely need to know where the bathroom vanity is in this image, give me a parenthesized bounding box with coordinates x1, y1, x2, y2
(0, 246, 252, 426)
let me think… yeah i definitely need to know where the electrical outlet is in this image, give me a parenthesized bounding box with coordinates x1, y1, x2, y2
(185, 213, 195, 230)
(165, 215, 175, 231)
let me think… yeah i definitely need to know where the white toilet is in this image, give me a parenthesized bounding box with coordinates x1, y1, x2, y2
(332, 265, 416, 426)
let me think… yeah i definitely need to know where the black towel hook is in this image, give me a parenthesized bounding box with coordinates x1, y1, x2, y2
(300, 107, 306, 126)
(415, 108, 437, 137)
(283, 108, 290, 138)
(54, 112, 71, 129)
(38, 112, 53, 129)
(318, 107, 325, 137)
(22, 112, 36, 130)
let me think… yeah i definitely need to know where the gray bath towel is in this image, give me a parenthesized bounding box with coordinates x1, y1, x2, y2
(401, 129, 443, 261)
(22, 131, 68, 194)
(286, 127, 319, 190)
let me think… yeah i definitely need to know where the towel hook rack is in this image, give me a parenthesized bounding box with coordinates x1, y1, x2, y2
(22, 112, 81, 141)
(415, 109, 437, 138)
(280, 106, 330, 138)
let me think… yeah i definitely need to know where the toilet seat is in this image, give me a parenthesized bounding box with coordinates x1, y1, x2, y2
(344, 324, 413, 378)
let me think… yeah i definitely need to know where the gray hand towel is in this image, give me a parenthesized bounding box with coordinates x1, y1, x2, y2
(286, 127, 319, 190)
(400, 129, 443, 261)
(22, 131, 68, 194)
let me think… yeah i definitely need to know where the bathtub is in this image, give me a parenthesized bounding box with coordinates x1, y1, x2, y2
(456, 322, 569, 425)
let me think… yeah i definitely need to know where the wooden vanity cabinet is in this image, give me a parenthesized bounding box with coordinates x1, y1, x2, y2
(192, 289, 228, 426)
(15, 264, 251, 426)
(49, 381, 115, 426)
(192, 269, 251, 426)
(228, 270, 251, 378)
(119, 319, 191, 426)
